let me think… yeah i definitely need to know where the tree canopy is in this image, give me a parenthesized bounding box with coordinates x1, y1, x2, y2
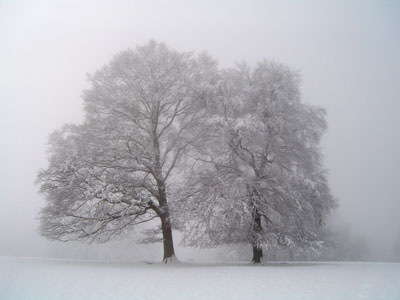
(175, 62, 336, 262)
(37, 41, 217, 262)
(38, 41, 335, 263)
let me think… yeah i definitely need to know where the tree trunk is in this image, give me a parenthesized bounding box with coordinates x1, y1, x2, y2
(252, 243, 263, 263)
(157, 185, 176, 263)
(161, 214, 176, 263)
(151, 131, 177, 263)
(251, 206, 263, 264)
(156, 181, 177, 263)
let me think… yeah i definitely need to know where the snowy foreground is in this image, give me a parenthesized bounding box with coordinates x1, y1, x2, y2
(1, 256, 399, 300)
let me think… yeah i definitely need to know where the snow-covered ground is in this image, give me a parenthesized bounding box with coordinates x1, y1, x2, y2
(1, 256, 399, 300)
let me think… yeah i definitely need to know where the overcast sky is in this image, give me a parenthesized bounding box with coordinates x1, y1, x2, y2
(1, 0, 399, 260)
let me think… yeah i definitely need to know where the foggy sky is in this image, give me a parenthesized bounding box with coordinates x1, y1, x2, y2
(1, 0, 399, 260)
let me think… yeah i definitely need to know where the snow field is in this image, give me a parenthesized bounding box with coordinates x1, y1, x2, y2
(1, 257, 399, 300)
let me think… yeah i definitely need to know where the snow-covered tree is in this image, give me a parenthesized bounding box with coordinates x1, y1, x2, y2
(37, 41, 217, 262)
(175, 61, 336, 263)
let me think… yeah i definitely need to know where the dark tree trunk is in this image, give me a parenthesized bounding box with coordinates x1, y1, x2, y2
(161, 214, 176, 263)
(252, 243, 263, 263)
(156, 176, 176, 263)
(151, 133, 177, 263)
(251, 206, 263, 264)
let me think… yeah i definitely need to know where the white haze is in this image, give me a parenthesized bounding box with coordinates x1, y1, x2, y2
(0, 0, 399, 261)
